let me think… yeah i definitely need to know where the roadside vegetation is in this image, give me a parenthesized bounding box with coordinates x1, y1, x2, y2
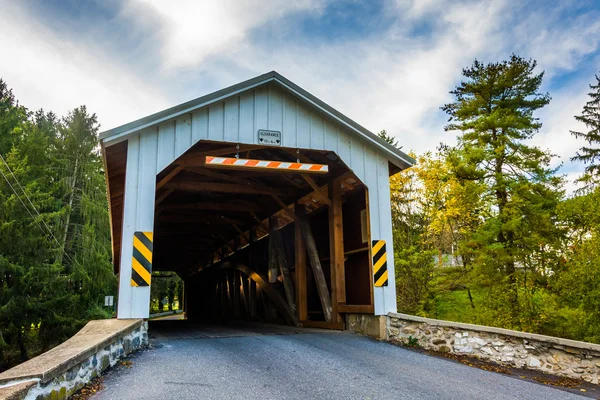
(0, 80, 116, 371)
(390, 56, 600, 344)
(149, 272, 184, 314)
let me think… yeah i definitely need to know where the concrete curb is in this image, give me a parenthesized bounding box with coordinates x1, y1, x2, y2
(0, 319, 147, 400)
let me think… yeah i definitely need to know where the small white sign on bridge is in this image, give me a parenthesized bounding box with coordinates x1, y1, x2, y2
(258, 129, 282, 145)
(104, 295, 114, 307)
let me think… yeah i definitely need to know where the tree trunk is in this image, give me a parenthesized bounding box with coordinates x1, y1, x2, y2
(58, 156, 78, 265)
(17, 330, 28, 362)
(494, 137, 519, 327)
(466, 287, 475, 309)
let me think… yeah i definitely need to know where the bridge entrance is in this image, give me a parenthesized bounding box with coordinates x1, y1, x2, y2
(101, 71, 413, 326)
(151, 141, 374, 328)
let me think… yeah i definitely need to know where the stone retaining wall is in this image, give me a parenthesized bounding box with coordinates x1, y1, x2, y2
(0, 319, 148, 400)
(387, 313, 600, 384)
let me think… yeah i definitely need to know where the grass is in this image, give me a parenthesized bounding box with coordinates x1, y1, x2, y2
(429, 288, 482, 324)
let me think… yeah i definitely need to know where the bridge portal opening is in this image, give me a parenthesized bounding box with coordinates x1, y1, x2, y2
(150, 140, 374, 328)
(103, 73, 412, 325)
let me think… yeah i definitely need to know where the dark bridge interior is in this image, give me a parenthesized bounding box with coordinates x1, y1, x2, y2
(105, 140, 381, 328)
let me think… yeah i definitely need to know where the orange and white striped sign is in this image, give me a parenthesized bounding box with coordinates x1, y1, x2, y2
(205, 156, 328, 174)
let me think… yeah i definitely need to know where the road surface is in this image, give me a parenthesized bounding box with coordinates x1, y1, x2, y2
(91, 321, 588, 400)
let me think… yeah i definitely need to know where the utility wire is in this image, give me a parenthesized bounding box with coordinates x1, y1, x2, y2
(0, 153, 74, 265)
(0, 153, 63, 249)
(0, 163, 47, 237)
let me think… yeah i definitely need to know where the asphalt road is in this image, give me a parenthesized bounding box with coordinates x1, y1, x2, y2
(91, 321, 587, 400)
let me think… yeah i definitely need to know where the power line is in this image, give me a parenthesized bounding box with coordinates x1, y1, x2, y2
(0, 162, 47, 237)
(0, 154, 74, 265)
(0, 153, 63, 249)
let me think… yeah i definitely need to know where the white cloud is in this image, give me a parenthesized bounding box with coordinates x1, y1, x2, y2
(0, 2, 170, 131)
(2, 0, 598, 181)
(511, 4, 600, 75)
(196, 0, 511, 155)
(129, 0, 327, 71)
(534, 80, 591, 168)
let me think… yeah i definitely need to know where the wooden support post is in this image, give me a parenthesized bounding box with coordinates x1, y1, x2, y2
(295, 203, 308, 321)
(236, 264, 296, 325)
(364, 187, 375, 308)
(249, 277, 256, 317)
(297, 206, 333, 323)
(226, 273, 232, 315)
(329, 176, 346, 323)
(260, 288, 269, 318)
(268, 216, 279, 283)
(220, 274, 226, 317)
(233, 269, 241, 317)
(272, 228, 296, 316)
(239, 275, 248, 316)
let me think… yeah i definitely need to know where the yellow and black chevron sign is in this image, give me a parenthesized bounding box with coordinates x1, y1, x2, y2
(372, 240, 388, 287)
(131, 231, 153, 287)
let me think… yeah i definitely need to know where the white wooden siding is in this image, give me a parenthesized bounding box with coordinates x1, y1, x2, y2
(116, 82, 397, 317)
(117, 130, 158, 319)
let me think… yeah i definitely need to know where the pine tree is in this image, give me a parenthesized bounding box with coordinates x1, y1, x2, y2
(0, 81, 116, 370)
(378, 129, 400, 149)
(442, 55, 564, 329)
(571, 73, 600, 179)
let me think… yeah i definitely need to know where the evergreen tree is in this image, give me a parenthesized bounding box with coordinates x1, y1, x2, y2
(0, 80, 116, 370)
(442, 55, 564, 329)
(571, 72, 600, 180)
(378, 130, 400, 149)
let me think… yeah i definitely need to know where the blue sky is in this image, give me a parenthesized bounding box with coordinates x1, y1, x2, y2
(1, 0, 600, 191)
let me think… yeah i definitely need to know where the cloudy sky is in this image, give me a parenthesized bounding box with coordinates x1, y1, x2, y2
(1, 0, 599, 190)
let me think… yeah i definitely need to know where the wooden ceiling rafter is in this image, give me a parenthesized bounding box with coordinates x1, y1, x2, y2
(160, 201, 263, 213)
(179, 144, 268, 167)
(157, 165, 184, 190)
(149, 144, 364, 275)
(183, 166, 272, 189)
(200, 169, 363, 271)
(164, 181, 304, 197)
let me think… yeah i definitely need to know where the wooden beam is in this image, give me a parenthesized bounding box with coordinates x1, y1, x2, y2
(184, 166, 269, 188)
(157, 165, 183, 190)
(300, 320, 344, 330)
(272, 226, 296, 316)
(268, 216, 279, 284)
(249, 211, 266, 227)
(236, 264, 297, 325)
(329, 175, 346, 323)
(181, 145, 268, 166)
(164, 181, 300, 197)
(188, 171, 362, 277)
(161, 201, 263, 212)
(279, 174, 306, 189)
(302, 174, 331, 205)
(233, 269, 241, 316)
(283, 148, 316, 164)
(249, 278, 256, 317)
(295, 203, 308, 321)
(364, 187, 375, 309)
(297, 206, 333, 323)
(158, 214, 243, 225)
(270, 195, 296, 220)
(240, 274, 248, 314)
(336, 303, 374, 314)
(156, 188, 174, 205)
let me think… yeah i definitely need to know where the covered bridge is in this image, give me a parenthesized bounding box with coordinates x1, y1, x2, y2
(100, 71, 413, 329)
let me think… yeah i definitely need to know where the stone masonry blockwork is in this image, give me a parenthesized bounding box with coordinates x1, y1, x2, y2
(387, 313, 600, 384)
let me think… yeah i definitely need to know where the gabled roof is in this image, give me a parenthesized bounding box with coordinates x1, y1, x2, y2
(99, 71, 414, 169)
